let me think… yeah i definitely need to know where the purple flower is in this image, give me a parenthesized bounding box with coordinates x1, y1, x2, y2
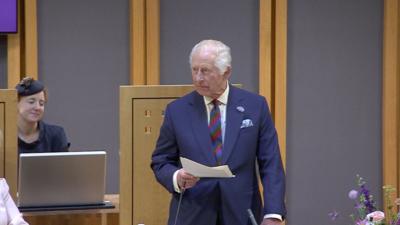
(354, 203, 362, 209)
(329, 175, 389, 225)
(348, 190, 358, 200)
(329, 211, 340, 221)
(360, 184, 376, 213)
(356, 219, 367, 225)
(396, 213, 400, 225)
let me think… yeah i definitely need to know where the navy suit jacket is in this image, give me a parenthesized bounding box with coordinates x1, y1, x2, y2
(151, 85, 286, 225)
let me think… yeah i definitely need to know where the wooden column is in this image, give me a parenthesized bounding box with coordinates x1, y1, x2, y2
(131, 0, 146, 85)
(130, 0, 160, 85)
(7, 0, 22, 88)
(259, 0, 287, 166)
(274, 0, 287, 166)
(0, 90, 18, 198)
(259, 0, 273, 105)
(383, 0, 400, 203)
(23, 0, 38, 79)
(146, 0, 160, 85)
(7, 0, 38, 88)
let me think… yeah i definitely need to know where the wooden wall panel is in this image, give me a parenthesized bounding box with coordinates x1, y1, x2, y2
(7, 0, 22, 88)
(146, 0, 160, 85)
(130, 0, 160, 85)
(0, 104, 4, 176)
(132, 98, 171, 224)
(259, 0, 273, 106)
(119, 85, 194, 225)
(259, 0, 287, 166)
(131, 0, 146, 85)
(274, 0, 287, 167)
(23, 0, 38, 79)
(7, 34, 21, 88)
(383, 0, 400, 203)
(119, 87, 134, 225)
(7, 0, 39, 87)
(0, 90, 18, 198)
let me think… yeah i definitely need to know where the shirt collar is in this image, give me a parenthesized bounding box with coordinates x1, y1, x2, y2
(204, 81, 229, 105)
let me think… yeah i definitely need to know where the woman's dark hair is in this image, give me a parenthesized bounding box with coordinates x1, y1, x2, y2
(15, 77, 47, 100)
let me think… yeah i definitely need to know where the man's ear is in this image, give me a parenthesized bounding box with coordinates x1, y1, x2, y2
(223, 66, 232, 80)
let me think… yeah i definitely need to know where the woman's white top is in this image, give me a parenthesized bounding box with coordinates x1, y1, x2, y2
(0, 179, 28, 225)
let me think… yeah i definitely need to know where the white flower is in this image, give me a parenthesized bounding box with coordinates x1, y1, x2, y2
(366, 211, 385, 223)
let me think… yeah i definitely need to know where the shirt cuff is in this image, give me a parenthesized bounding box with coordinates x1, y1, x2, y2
(173, 170, 181, 193)
(9, 216, 28, 225)
(264, 214, 283, 221)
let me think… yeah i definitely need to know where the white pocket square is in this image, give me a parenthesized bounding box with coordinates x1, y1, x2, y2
(240, 119, 254, 128)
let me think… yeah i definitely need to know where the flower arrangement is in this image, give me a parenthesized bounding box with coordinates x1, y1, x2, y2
(329, 175, 400, 225)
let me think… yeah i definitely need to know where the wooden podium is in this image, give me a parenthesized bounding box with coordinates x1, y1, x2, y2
(119, 85, 194, 225)
(0, 89, 18, 198)
(23, 194, 119, 225)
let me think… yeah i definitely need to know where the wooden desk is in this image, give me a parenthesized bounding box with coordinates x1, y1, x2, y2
(22, 194, 119, 225)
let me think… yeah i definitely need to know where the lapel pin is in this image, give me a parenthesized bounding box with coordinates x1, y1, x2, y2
(236, 106, 245, 112)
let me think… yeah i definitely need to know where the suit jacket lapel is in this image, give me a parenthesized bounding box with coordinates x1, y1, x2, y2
(222, 86, 244, 164)
(189, 92, 217, 165)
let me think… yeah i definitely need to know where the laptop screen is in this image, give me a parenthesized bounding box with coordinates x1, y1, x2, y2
(17, 151, 107, 208)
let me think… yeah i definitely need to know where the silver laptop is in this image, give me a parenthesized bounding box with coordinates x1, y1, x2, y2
(17, 151, 107, 208)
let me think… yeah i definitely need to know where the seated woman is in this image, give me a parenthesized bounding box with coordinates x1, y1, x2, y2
(0, 178, 28, 225)
(16, 77, 69, 154)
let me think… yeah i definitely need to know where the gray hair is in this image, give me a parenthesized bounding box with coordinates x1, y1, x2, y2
(189, 40, 232, 74)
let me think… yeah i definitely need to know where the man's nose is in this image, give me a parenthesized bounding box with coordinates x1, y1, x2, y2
(194, 71, 204, 81)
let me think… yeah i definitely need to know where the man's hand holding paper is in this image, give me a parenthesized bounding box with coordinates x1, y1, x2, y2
(180, 157, 235, 178)
(176, 168, 199, 189)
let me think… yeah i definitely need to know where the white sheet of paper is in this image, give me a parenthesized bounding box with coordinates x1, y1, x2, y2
(180, 157, 235, 178)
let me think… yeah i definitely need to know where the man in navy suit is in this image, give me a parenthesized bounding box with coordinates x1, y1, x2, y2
(151, 40, 286, 225)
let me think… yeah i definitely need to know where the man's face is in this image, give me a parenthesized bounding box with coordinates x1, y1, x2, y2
(191, 50, 230, 99)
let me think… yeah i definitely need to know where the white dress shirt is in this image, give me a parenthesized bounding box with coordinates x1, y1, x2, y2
(0, 179, 29, 225)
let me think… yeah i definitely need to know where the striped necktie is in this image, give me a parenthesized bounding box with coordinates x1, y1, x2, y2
(209, 99, 223, 165)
